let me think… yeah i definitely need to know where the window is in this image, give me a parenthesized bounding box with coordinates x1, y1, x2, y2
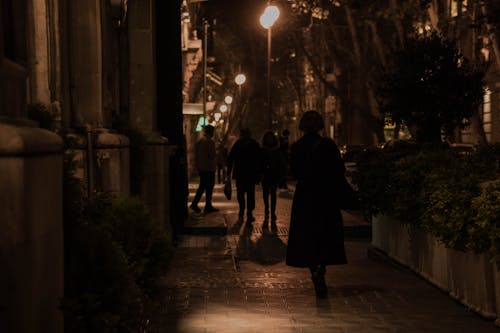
(482, 88, 492, 143)
(450, 0, 468, 18)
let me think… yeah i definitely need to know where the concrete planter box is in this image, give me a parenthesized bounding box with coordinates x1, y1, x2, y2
(412, 228, 449, 291)
(372, 214, 498, 323)
(372, 214, 411, 265)
(447, 249, 496, 319)
(495, 262, 500, 326)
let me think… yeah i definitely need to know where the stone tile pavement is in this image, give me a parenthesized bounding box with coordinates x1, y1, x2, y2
(156, 181, 499, 333)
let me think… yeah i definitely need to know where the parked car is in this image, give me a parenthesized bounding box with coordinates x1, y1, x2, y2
(340, 144, 368, 162)
(448, 142, 476, 156)
(340, 144, 373, 190)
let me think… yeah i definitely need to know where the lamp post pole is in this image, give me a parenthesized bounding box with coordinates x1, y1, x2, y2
(260, 4, 280, 130)
(267, 26, 272, 129)
(203, 19, 208, 119)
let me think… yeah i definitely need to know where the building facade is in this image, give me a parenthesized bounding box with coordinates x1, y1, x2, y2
(0, 0, 184, 331)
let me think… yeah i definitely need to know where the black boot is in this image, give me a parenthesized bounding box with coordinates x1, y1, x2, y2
(310, 265, 327, 298)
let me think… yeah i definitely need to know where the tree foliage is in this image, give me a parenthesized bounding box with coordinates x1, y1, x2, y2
(376, 32, 485, 144)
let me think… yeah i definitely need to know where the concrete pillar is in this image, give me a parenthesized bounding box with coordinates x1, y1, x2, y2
(26, 0, 51, 105)
(94, 129, 130, 197)
(128, 0, 171, 229)
(128, 0, 156, 132)
(0, 119, 63, 333)
(68, 0, 103, 127)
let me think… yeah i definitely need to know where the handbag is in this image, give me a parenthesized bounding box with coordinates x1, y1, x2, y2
(223, 177, 232, 200)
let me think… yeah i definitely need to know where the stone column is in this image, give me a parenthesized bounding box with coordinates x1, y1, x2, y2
(1, 3, 63, 331)
(0, 119, 63, 333)
(128, 0, 171, 229)
(68, 0, 103, 127)
(129, 0, 156, 133)
(26, 0, 51, 105)
(67, 0, 130, 197)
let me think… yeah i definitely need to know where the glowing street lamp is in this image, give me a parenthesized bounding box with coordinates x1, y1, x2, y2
(235, 73, 246, 85)
(235, 73, 246, 96)
(224, 95, 233, 105)
(260, 3, 280, 129)
(219, 104, 228, 113)
(214, 112, 222, 122)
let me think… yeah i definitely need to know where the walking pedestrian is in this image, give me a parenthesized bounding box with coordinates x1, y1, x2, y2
(278, 129, 290, 189)
(189, 124, 219, 214)
(216, 139, 228, 184)
(260, 130, 287, 224)
(285, 110, 348, 298)
(227, 127, 261, 223)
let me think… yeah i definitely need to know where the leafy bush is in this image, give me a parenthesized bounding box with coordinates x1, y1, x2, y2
(61, 223, 146, 333)
(420, 156, 480, 251)
(61, 152, 172, 331)
(471, 180, 500, 260)
(355, 144, 500, 262)
(353, 142, 421, 217)
(105, 196, 173, 297)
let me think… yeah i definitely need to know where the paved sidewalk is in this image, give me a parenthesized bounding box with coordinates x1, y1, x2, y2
(157, 181, 499, 332)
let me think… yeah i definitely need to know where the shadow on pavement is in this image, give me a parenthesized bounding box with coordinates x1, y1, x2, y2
(235, 220, 287, 265)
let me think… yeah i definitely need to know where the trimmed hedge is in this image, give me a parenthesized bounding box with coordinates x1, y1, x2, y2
(354, 143, 500, 262)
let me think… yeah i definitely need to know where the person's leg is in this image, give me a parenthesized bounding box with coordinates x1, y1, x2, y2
(270, 183, 278, 220)
(262, 181, 270, 217)
(204, 172, 218, 212)
(246, 183, 256, 221)
(217, 166, 223, 184)
(309, 264, 327, 298)
(236, 179, 246, 218)
(190, 172, 206, 213)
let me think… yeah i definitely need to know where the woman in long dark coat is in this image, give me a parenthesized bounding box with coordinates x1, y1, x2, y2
(285, 110, 348, 298)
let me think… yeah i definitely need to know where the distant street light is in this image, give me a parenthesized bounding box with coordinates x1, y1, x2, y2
(219, 104, 228, 113)
(235, 73, 246, 96)
(224, 95, 233, 105)
(214, 112, 222, 122)
(260, 3, 280, 129)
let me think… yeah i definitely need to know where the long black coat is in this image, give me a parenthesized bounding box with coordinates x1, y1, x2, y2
(227, 137, 261, 184)
(285, 132, 348, 267)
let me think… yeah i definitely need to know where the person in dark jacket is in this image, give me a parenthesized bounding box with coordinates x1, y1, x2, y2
(285, 110, 348, 298)
(190, 124, 219, 214)
(278, 129, 290, 189)
(227, 127, 261, 223)
(260, 130, 287, 224)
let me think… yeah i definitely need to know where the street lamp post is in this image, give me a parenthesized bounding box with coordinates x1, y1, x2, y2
(260, 4, 280, 129)
(203, 19, 209, 118)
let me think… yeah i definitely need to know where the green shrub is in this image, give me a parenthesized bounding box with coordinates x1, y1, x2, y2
(61, 152, 167, 332)
(105, 197, 173, 297)
(61, 223, 147, 333)
(471, 180, 500, 260)
(355, 144, 500, 260)
(420, 156, 480, 251)
(353, 143, 422, 218)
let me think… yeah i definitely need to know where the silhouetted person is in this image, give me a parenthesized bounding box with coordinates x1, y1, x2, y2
(285, 110, 348, 298)
(260, 130, 287, 223)
(278, 129, 290, 189)
(190, 125, 219, 214)
(216, 140, 228, 184)
(227, 128, 261, 223)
